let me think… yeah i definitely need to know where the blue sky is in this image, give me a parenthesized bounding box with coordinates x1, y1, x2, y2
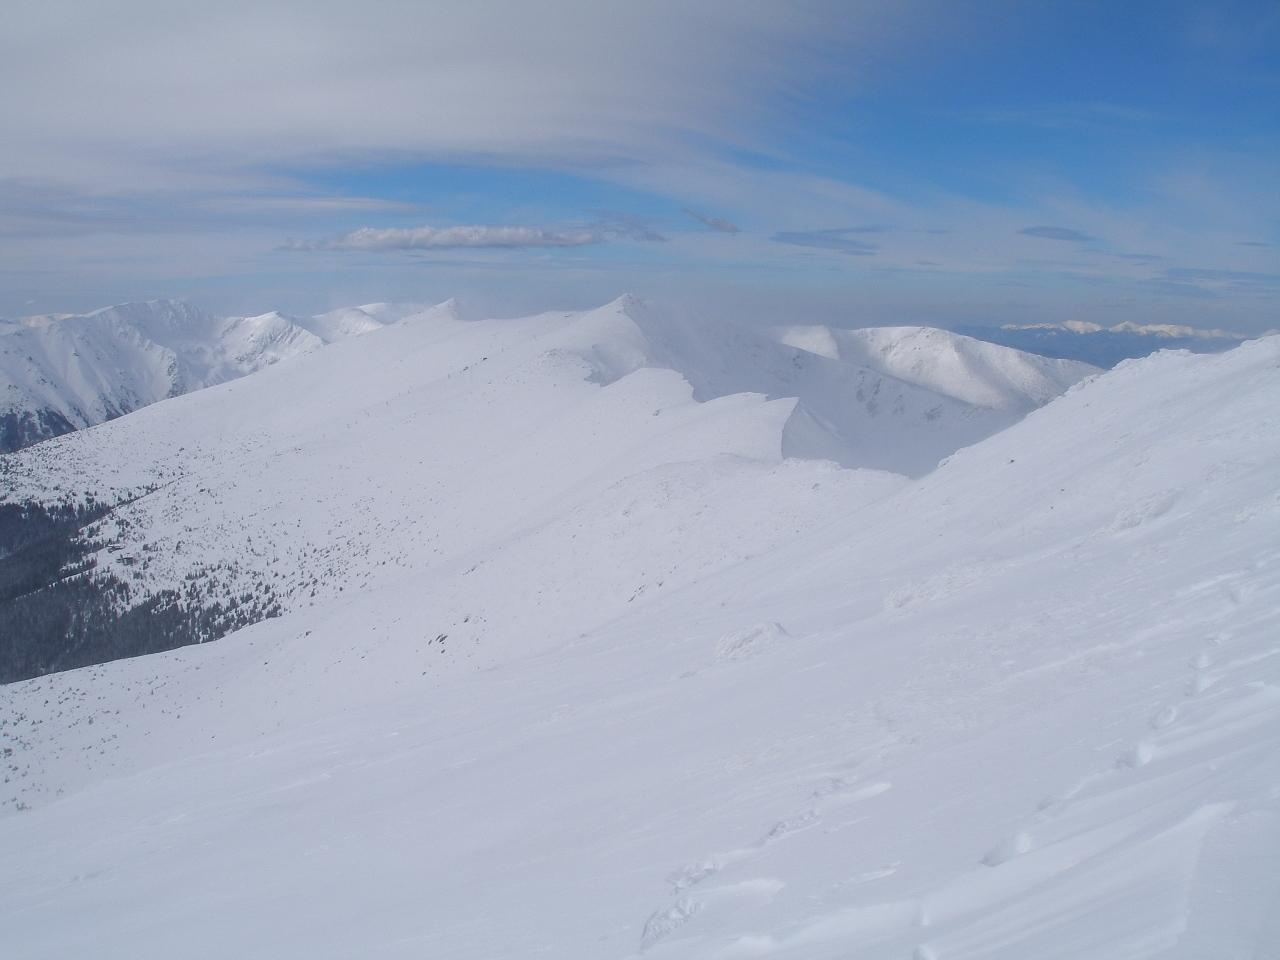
(2, 0, 1276, 331)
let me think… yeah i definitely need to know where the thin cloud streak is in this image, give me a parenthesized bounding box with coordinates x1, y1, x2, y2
(771, 228, 880, 255)
(1020, 226, 1098, 242)
(293, 225, 601, 252)
(682, 208, 740, 233)
(290, 219, 670, 252)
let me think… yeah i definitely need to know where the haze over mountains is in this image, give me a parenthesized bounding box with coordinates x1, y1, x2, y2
(953, 320, 1254, 369)
(1, 290, 1276, 957)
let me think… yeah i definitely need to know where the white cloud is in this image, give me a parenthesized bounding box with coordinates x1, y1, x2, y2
(0, 1, 926, 189)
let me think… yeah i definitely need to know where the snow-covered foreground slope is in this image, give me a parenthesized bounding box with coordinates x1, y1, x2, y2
(0, 299, 412, 451)
(1, 333, 1277, 958)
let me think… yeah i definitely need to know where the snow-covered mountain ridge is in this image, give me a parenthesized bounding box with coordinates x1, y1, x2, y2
(776, 323, 1088, 411)
(1, 328, 1276, 958)
(0, 296, 1095, 458)
(0, 299, 423, 452)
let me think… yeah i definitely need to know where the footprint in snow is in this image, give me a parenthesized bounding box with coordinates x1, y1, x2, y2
(640, 879, 784, 951)
(640, 898, 701, 951)
(1188, 671, 1213, 696)
(762, 808, 820, 844)
(981, 830, 1033, 867)
(669, 859, 722, 894)
(714, 621, 791, 663)
(1116, 741, 1155, 769)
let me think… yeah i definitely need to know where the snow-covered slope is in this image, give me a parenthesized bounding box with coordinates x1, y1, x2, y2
(0, 299, 407, 451)
(0, 296, 895, 681)
(1, 330, 1275, 958)
(0, 296, 1096, 680)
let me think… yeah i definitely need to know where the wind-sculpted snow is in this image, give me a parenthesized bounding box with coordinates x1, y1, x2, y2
(3, 302, 1272, 958)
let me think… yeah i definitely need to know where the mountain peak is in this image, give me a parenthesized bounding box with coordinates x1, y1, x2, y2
(605, 292, 645, 315)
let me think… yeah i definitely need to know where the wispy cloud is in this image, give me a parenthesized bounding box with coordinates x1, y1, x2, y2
(1136, 266, 1280, 301)
(0, 176, 418, 239)
(292, 225, 600, 252)
(1020, 225, 1097, 242)
(1167, 266, 1280, 288)
(771, 228, 880, 255)
(1, 2, 888, 189)
(682, 208, 740, 233)
(290, 219, 668, 252)
(1138, 277, 1222, 300)
(592, 213, 668, 243)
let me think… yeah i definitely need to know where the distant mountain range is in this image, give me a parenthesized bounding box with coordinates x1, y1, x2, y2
(0, 297, 1097, 465)
(0, 299, 430, 452)
(954, 319, 1254, 368)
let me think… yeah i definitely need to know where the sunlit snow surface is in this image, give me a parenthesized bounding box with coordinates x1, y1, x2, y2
(1, 300, 1277, 959)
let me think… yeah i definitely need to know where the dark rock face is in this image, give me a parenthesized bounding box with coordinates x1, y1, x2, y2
(0, 409, 79, 454)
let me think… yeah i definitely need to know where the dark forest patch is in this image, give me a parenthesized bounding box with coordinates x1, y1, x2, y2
(0, 498, 281, 683)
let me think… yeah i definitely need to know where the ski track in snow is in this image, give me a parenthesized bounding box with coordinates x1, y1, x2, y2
(0, 304, 1276, 959)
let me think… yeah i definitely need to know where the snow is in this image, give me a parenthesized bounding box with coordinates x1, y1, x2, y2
(0, 298, 397, 449)
(1, 295, 1097, 471)
(0, 297, 1095, 634)
(776, 324, 1095, 411)
(0, 295, 1276, 959)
